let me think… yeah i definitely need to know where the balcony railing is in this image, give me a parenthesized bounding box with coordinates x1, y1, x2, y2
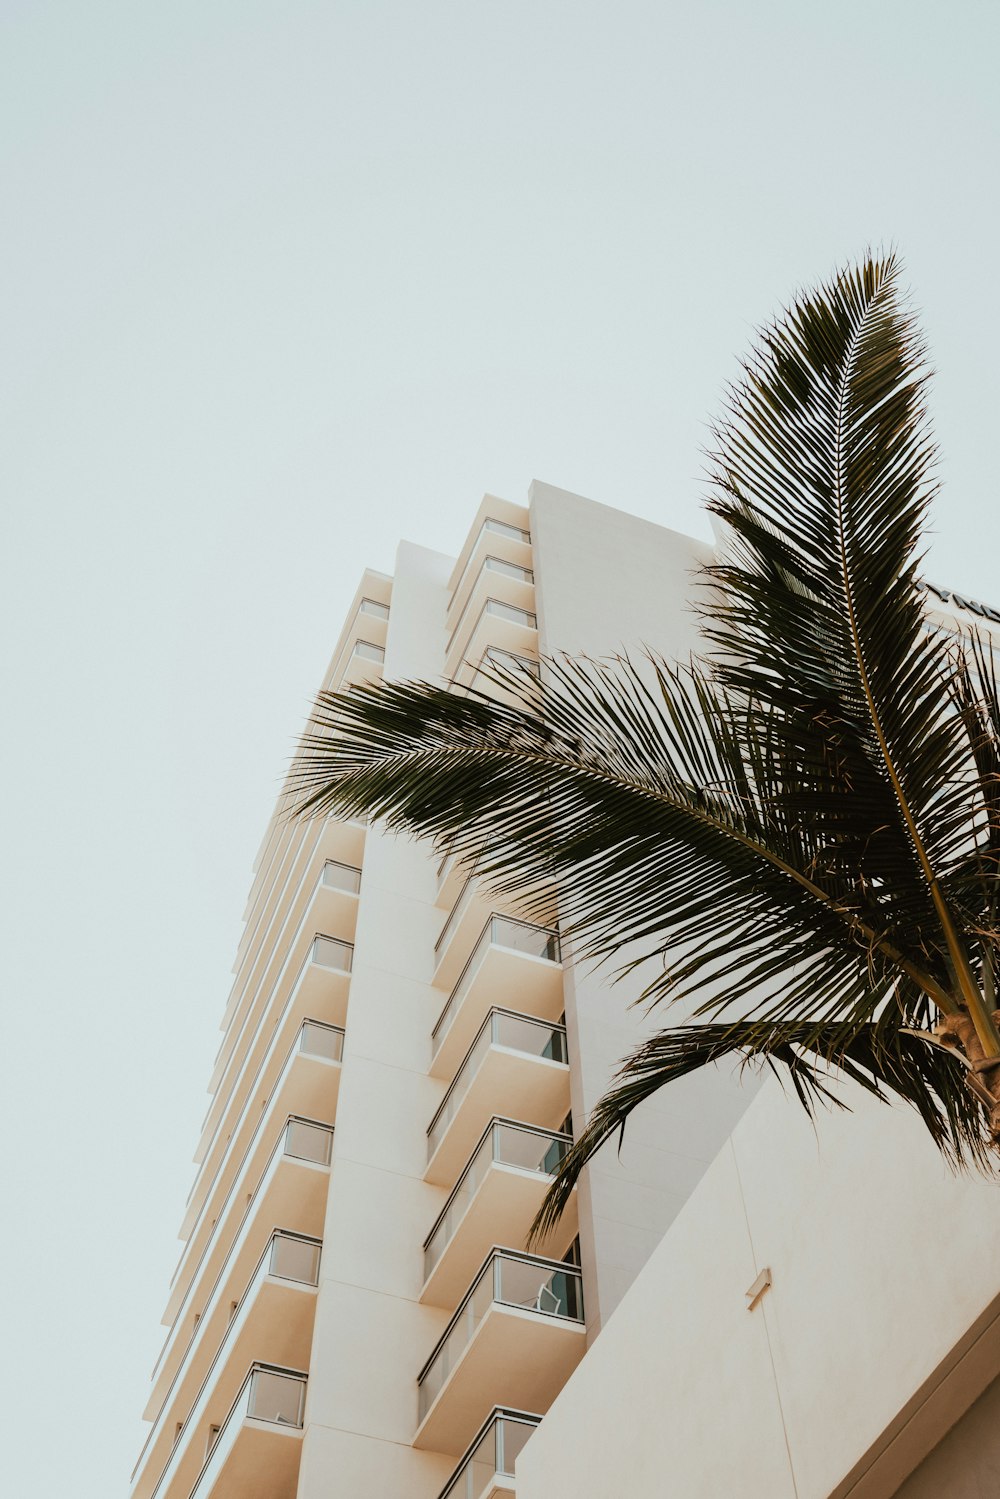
(417, 1251, 583, 1425)
(482, 598, 536, 630)
(320, 860, 362, 895)
(297, 1018, 345, 1064)
(428, 1010, 567, 1164)
(439, 1408, 541, 1499)
(350, 639, 385, 664)
(283, 1115, 334, 1166)
(450, 598, 537, 669)
(424, 1121, 571, 1284)
(446, 557, 536, 653)
(435, 875, 478, 962)
(265, 1229, 322, 1284)
(483, 517, 531, 545)
(458, 649, 542, 702)
(311, 934, 354, 972)
(135, 1232, 320, 1496)
(155, 1116, 333, 1397)
(482, 556, 533, 584)
(480, 648, 540, 679)
(189, 1365, 306, 1499)
(450, 518, 532, 612)
(175, 1018, 343, 1291)
(436, 850, 459, 896)
(359, 597, 390, 620)
(432, 917, 560, 1061)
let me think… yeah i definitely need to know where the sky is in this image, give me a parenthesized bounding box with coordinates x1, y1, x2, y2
(3, 1, 1000, 1493)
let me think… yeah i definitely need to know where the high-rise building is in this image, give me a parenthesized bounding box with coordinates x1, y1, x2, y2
(132, 482, 1000, 1499)
(129, 483, 763, 1499)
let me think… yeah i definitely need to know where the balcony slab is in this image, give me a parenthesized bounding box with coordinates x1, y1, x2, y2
(426, 1050, 570, 1187)
(431, 945, 564, 1081)
(423, 1165, 579, 1307)
(415, 1303, 585, 1457)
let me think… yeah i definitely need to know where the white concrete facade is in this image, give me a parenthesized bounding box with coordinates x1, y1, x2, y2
(516, 1082, 1000, 1499)
(132, 486, 768, 1499)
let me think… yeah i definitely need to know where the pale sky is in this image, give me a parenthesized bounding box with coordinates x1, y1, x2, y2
(3, 2, 999, 1493)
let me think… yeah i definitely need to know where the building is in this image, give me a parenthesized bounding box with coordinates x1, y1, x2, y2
(129, 482, 761, 1499)
(131, 482, 1000, 1499)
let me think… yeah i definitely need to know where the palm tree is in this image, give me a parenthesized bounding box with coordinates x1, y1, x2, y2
(290, 253, 1000, 1240)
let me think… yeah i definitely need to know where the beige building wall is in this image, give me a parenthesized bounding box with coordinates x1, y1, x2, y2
(516, 1080, 1000, 1499)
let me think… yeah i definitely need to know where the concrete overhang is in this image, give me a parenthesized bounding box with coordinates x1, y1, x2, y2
(431, 941, 564, 1082)
(422, 1163, 578, 1307)
(154, 1126, 330, 1402)
(425, 1049, 570, 1187)
(415, 1303, 585, 1457)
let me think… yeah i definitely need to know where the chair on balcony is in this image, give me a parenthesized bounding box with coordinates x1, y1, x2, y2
(515, 1280, 563, 1316)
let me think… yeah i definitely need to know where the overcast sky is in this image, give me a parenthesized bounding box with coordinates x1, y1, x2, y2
(3, 2, 1000, 1493)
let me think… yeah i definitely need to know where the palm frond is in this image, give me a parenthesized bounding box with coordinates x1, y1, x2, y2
(703, 254, 1000, 1051)
(530, 1016, 990, 1244)
(289, 653, 956, 1034)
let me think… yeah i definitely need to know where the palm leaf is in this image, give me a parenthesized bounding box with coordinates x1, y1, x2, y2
(704, 254, 1000, 1051)
(529, 1015, 991, 1244)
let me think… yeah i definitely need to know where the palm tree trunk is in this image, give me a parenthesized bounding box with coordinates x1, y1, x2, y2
(936, 1009, 1000, 1143)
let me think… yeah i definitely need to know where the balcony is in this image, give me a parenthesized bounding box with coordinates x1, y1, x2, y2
(168, 1019, 342, 1328)
(423, 1121, 576, 1307)
(448, 517, 532, 635)
(293, 934, 353, 1023)
(445, 558, 535, 676)
(433, 877, 495, 990)
(199, 904, 353, 1191)
(448, 599, 537, 684)
(415, 1250, 585, 1456)
(455, 647, 542, 705)
(326, 592, 390, 689)
(436, 848, 478, 911)
(426, 1011, 569, 1187)
(340, 637, 385, 687)
(181, 1016, 344, 1252)
(430, 917, 562, 1081)
(312, 859, 362, 936)
(187, 1365, 306, 1499)
(151, 1119, 332, 1416)
(232, 815, 364, 1025)
(438, 1408, 541, 1499)
(134, 1234, 320, 1499)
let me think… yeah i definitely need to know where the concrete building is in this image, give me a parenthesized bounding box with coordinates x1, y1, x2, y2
(131, 483, 1000, 1499)
(130, 483, 759, 1499)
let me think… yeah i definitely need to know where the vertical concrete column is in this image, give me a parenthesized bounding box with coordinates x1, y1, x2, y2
(296, 544, 456, 1496)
